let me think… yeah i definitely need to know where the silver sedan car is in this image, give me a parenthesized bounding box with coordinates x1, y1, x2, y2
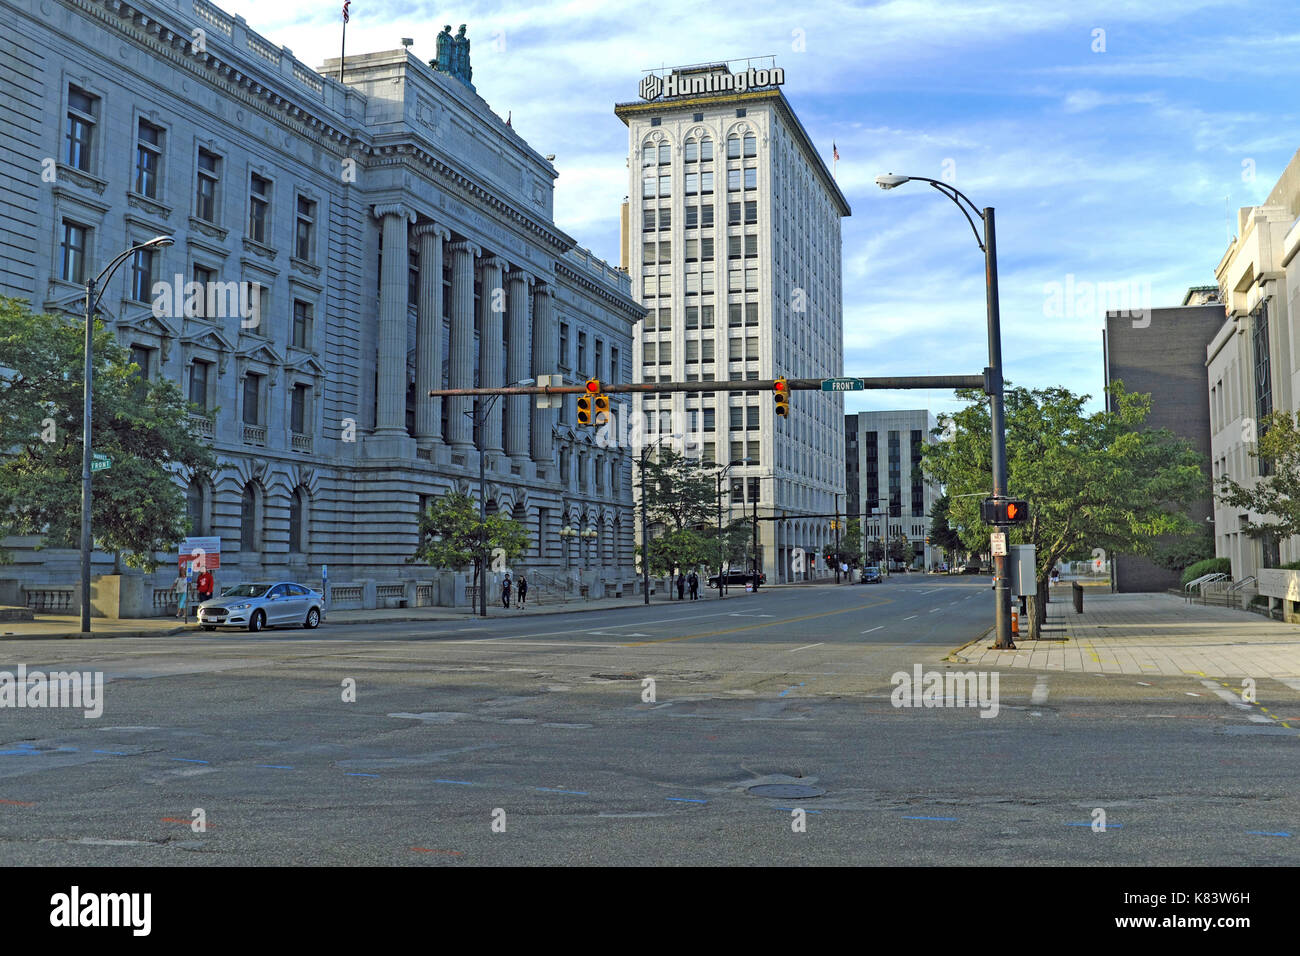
(196, 582, 324, 632)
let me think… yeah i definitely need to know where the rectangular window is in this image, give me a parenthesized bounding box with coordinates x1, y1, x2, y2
(130, 247, 155, 302)
(59, 221, 88, 283)
(702, 441, 715, 464)
(659, 175, 671, 197)
(643, 241, 656, 264)
(129, 345, 151, 401)
(190, 265, 215, 317)
(685, 172, 698, 195)
(701, 340, 715, 362)
(658, 206, 671, 230)
(291, 383, 309, 434)
(729, 235, 742, 260)
(596, 339, 604, 379)
(685, 140, 699, 162)
(728, 168, 741, 192)
(745, 302, 759, 326)
(642, 175, 655, 199)
(686, 340, 699, 363)
(729, 338, 743, 361)
(700, 139, 713, 161)
(189, 361, 210, 411)
(292, 300, 312, 349)
(700, 204, 714, 227)
(243, 374, 261, 426)
(702, 271, 715, 293)
(727, 136, 741, 159)
(686, 306, 698, 330)
(701, 237, 714, 262)
(744, 200, 757, 224)
(610, 347, 620, 380)
(744, 166, 757, 189)
(685, 206, 698, 229)
(659, 143, 671, 165)
(700, 171, 714, 194)
(728, 202, 741, 226)
(1253, 300, 1274, 476)
(731, 440, 745, 463)
(745, 267, 759, 291)
(295, 195, 316, 260)
(559, 323, 570, 368)
(745, 234, 758, 257)
(134, 119, 163, 198)
(658, 342, 671, 365)
(65, 86, 97, 172)
(701, 305, 715, 329)
(578, 332, 588, 375)
(643, 208, 656, 232)
(249, 173, 271, 243)
(703, 408, 715, 432)
(746, 336, 758, 359)
(729, 303, 743, 327)
(686, 238, 699, 262)
(196, 148, 220, 222)
(729, 406, 744, 429)
(658, 307, 671, 330)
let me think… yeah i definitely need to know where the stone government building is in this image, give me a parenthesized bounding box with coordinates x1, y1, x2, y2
(0, 0, 643, 612)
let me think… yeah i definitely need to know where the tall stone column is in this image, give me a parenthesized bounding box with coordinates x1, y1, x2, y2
(530, 282, 555, 465)
(446, 240, 481, 451)
(478, 255, 507, 455)
(373, 204, 415, 437)
(414, 222, 450, 447)
(505, 267, 533, 465)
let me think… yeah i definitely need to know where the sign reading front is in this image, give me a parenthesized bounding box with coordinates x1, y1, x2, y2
(639, 66, 784, 101)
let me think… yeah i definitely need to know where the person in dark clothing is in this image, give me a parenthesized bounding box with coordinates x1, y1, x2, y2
(676, 571, 686, 600)
(501, 575, 512, 609)
(516, 575, 528, 608)
(688, 571, 699, 600)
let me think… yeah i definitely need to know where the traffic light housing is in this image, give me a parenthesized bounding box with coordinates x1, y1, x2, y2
(774, 376, 789, 417)
(593, 391, 610, 426)
(577, 379, 599, 426)
(980, 497, 1030, 525)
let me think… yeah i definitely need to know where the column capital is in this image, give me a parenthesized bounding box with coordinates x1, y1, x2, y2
(507, 266, 535, 287)
(533, 282, 553, 299)
(414, 221, 452, 241)
(372, 203, 416, 223)
(479, 254, 509, 272)
(447, 240, 482, 258)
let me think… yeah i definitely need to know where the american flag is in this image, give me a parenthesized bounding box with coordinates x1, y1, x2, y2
(342, 0, 350, 23)
(833, 142, 840, 162)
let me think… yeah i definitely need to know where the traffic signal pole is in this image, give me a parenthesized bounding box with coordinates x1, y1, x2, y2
(984, 208, 1014, 650)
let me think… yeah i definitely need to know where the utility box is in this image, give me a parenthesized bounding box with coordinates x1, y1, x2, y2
(1009, 544, 1036, 597)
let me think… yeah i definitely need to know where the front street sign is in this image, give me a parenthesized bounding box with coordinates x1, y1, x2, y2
(90, 453, 111, 472)
(821, 378, 865, 392)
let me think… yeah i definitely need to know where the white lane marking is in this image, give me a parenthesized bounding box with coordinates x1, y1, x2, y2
(1200, 679, 1273, 722)
(1277, 678, 1300, 691)
(789, 643, 824, 653)
(919, 588, 942, 595)
(1031, 676, 1049, 705)
(442, 640, 623, 648)
(861, 626, 884, 634)
(928, 608, 942, 614)
(903, 615, 918, 621)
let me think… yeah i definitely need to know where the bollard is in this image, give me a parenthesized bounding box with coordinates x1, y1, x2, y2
(1072, 581, 1083, 614)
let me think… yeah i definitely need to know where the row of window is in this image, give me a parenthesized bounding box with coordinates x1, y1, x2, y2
(643, 201, 758, 233)
(62, 83, 320, 259)
(184, 481, 312, 554)
(641, 133, 757, 167)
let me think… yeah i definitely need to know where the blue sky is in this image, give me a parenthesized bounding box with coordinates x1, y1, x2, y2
(218, 0, 1300, 417)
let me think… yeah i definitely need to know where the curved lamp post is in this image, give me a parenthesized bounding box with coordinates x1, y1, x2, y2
(80, 234, 174, 634)
(875, 173, 1013, 648)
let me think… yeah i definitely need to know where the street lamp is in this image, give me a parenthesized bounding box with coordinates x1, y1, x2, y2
(560, 524, 577, 572)
(714, 458, 750, 599)
(79, 234, 174, 634)
(638, 432, 682, 605)
(875, 173, 1014, 648)
(465, 376, 533, 618)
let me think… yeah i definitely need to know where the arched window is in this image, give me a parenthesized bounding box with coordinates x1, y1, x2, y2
(186, 481, 206, 535)
(642, 140, 656, 167)
(658, 141, 670, 165)
(240, 483, 261, 553)
(684, 138, 698, 163)
(700, 137, 713, 162)
(727, 134, 741, 159)
(613, 516, 622, 567)
(743, 133, 756, 157)
(288, 486, 308, 554)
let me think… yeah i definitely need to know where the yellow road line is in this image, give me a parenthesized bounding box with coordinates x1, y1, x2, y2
(623, 598, 895, 647)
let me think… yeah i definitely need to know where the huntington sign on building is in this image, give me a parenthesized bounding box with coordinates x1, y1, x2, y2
(616, 61, 850, 582)
(1, 0, 644, 611)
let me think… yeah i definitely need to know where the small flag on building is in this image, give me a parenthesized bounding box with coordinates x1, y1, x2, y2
(833, 142, 839, 162)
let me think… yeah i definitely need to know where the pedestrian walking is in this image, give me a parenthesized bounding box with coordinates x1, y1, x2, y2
(501, 574, 512, 609)
(174, 571, 188, 619)
(688, 570, 699, 600)
(516, 575, 528, 608)
(196, 568, 214, 603)
(676, 571, 686, 601)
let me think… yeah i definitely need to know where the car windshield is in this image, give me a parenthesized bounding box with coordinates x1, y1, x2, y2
(220, 584, 271, 598)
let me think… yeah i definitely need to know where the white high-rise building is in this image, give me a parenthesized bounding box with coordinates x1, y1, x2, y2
(615, 61, 850, 581)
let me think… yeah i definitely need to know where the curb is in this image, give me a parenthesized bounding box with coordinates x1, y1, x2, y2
(0, 625, 192, 641)
(944, 626, 994, 664)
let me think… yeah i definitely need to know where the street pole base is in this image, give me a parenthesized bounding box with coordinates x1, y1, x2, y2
(994, 640, 1017, 650)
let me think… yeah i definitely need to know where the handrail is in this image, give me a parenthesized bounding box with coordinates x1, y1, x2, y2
(1228, 576, 1256, 593)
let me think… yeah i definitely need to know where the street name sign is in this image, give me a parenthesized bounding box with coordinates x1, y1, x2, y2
(90, 453, 111, 472)
(821, 378, 865, 392)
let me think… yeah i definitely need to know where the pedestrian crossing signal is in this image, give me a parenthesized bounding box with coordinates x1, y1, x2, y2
(980, 497, 1030, 525)
(774, 377, 789, 417)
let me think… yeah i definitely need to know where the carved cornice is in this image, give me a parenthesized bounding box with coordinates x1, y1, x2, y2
(188, 216, 229, 242)
(241, 237, 279, 261)
(127, 191, 172, 220)
(55, 163, 108, 196)
(554, 261, 645, 321)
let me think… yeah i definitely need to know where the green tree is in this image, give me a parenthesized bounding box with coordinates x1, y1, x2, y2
(641, 447, 716, 532)
(923, 383, 1207, 630)
(1216, 409, 1300, 557)
(929, 495, 965, 557)
(410, 491, 530, 583)
(839, 518, 862, 568)
(0, 297, 216, 570)
(647, 526, 712, 577)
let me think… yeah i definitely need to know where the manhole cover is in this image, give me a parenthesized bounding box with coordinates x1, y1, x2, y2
(748, 784, 825, 799)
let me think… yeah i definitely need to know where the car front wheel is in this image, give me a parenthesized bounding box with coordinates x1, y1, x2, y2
(248, 610, 265, 633)
(304, 607, 320, 629)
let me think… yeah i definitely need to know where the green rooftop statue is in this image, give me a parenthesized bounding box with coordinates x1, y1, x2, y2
(431, 23, 474, 90)
(433, 24, 453, 74)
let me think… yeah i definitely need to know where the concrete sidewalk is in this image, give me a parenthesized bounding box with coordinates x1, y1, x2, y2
(951, 590, 1300, 678)
(0, 590, 738, 640)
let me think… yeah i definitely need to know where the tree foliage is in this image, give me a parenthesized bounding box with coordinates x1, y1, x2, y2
(410, 490, 530, 572)
(641, 447, 716, 532)
(922, 382, 1208, 599)
(1216, 409, 1300, 547)
(647, 526, 712, 577)
(0, 297, 216, 570)
(928, 495, 965, 556)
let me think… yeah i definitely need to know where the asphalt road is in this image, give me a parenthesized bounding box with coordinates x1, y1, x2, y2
(2, 576, 1297, 865)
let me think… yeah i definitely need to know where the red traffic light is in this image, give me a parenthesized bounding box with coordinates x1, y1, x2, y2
(585, 379, 600, 393)
(773, 379, 787, 391)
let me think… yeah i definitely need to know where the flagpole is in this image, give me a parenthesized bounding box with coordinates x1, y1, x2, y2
(339, 18, 347, 83)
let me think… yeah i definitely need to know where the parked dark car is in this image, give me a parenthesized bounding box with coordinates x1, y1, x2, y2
(707, 570, 766, 588)
(858, 566, 882, 584)
(961, 562, 984, 574)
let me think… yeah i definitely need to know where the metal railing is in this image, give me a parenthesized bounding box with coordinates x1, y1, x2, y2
(1183, 572, 1229, 602)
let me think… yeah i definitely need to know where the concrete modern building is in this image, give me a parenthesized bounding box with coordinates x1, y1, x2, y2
(0, 0, 643, 612)
(614, 61, 850, 581)
(844, 410, 940, 570)
(1102, 289, 1224, 591)
(1206, 147, 1300, 580)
